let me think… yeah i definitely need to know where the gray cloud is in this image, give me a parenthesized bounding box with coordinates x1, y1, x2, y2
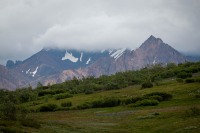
(0, 0, 200, 65)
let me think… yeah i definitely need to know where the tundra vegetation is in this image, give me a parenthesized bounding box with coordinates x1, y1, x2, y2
(0, 62, 200, 132)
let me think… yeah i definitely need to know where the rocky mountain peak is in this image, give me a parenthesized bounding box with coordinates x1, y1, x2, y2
(140, 35, 164, 49)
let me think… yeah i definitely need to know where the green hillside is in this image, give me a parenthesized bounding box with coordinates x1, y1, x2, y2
(0, 62, 200, 133)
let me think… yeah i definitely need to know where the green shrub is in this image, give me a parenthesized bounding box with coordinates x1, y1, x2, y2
(101, 98, 121, 107)
(54, 93, 73, 100)
(61, 101, 72, 107)
(134, 99, 159, 107)
(105, 82, 120, 90)
(39, 104, 57, 112)
(38, 89, 65, 96)
(160, 70, 175, 78)
(76, 102, 92, 110)
(177, 72, 192, 79)
(144, 92, 172, 101)
(141, 82, 153, 88)
(148, 95, 163, 102)
(176, 78, 184, 83)
(91, 98, 121, 108)
(195, 94, 200, 99)
(0, 126, 23, 133)
(122, 97, 143, 105)
(91, 100, 104, 108)
(185, 78, 195, 83)
(84, 89, 94, 94)
(195, 78, 200, 82)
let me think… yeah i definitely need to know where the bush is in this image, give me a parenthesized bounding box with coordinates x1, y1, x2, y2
(101, 98, 121, 107)
(141, 82, 153, 88)
(39, 104, 57, 112)
(38, 89, 65, 96)
(91, 98, 121, 108)
(84, 89, 94, 94)
(177, 72, 192, 79)
(176, 78, 184, 83)
(195, 94, 200, 98)
(144, 92, 172, 101)
(54, 93, 73, 100)
(0, 126, 23, 133)
(122, 97, 143, 105)
(195, 78, 200, 83)
(105, 82, 120, 90)
(76, 102, 92, 110)
(185, 78, 195, 83)
(61, 101, 72, 107)
(148, 95, 163, 102)
(134, 99, 159, 107)
(160, 70, 175, 78)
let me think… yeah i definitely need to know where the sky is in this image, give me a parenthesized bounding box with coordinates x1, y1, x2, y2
(0, 0, 200, 65)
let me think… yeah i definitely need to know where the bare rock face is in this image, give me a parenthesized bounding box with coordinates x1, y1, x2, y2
(84, 35, 187, 77)
(133, 35, 186, 66)
(0, 65, 28, 90)
(0, 35, 189, 89)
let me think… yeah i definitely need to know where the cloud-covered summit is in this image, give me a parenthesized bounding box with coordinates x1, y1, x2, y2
(0, 0, 200, 64)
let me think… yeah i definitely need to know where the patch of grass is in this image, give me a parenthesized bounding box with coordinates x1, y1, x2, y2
(133, 99, 159, 107)
(20, 118, 41, 129)
(185, 107, 200, 117)
(54, 93, 73, 100)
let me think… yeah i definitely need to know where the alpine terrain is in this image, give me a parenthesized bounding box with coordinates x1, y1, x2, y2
(0, 35, 192, 89)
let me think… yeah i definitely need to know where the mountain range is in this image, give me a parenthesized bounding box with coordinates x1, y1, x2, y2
(0, 35, 198, 90)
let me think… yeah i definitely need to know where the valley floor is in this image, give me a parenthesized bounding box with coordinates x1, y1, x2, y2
(27, 81, 200, 133)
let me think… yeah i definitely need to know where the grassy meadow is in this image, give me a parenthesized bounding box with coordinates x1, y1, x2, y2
(22, 80, 200, 132)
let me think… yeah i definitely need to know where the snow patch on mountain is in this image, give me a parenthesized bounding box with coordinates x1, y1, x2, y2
(110, 48, 126, 60)
(26, 69, 30, 74)
(62, 51, 78, 62)
(153, 57, 157, 65)
(80, 52, 83, 62)
(101, 49, 106, 53)
(109, 50, 113, 54)
(30, 66, 38, 77)
(44, 48, 51, 51)
(86, 57, 91, 64)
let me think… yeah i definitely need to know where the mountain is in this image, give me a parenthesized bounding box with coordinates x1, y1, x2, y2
(84, 35, 187, 76)
(0, 65, 29, 90)
(1, 35, 190, 89)
(8, 49, 110, 79)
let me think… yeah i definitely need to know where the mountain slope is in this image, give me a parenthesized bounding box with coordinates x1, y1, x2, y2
(133, 35, 186, 66)
(8, 49, 110, 79)
(1, 35, 189, 89)
(0, 65, 29, 90)
(84, 35, 187, 77)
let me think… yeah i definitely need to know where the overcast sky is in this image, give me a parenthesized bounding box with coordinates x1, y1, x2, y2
(0, 0, 200, 65)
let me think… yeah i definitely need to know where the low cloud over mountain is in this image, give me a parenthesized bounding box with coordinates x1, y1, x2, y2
(0, 0, 200, 64)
